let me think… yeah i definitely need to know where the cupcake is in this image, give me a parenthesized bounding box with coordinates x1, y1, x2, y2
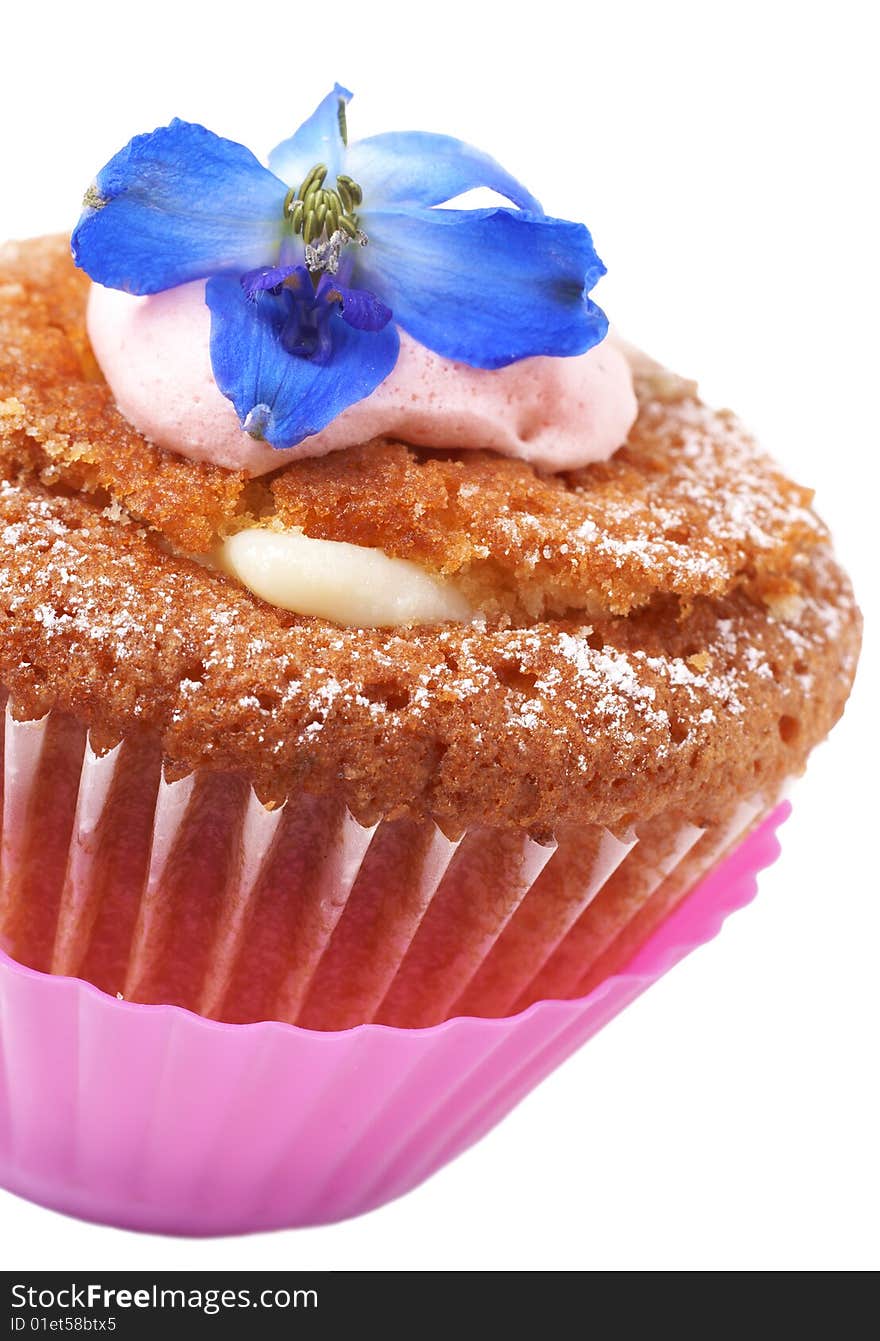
(0, 87, 860, 1232)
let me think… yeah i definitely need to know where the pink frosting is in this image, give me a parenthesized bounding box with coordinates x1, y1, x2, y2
(87, 281, 637, 477)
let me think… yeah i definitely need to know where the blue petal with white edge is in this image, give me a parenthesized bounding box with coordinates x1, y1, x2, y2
(347, 132, 542, 211)
(206, 274, 400, 449)
(72, 120, 287, 295)
(356, 207, 607, 368)
(268, 85, 353, 188)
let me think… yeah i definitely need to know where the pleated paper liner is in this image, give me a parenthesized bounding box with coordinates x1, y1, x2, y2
(0, 806, 789, 1233)
(0, 701, 777, 1030)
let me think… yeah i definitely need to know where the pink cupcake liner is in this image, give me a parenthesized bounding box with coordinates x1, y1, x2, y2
(0, 703, 774, 1029)
(0, 801, 789, 1235)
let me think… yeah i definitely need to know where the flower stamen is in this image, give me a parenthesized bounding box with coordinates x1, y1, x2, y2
(284, 163, 366, 271)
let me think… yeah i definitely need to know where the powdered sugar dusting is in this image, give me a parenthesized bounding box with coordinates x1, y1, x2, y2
(0, 475, 860, 829)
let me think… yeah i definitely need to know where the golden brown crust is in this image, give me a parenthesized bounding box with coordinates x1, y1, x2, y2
(0, 238, 249, 554)
(0, 235, 861, 834)
(2, 236, 825, 621)
(0, 476, 859, 833)
(268, 404, 823, 621)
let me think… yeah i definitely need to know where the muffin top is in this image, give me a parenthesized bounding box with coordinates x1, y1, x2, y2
(0, 236, 860, 835)
(2, 237, 825, 620)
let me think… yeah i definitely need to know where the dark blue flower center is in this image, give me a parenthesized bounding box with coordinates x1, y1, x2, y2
(239, 265, 392, 365)
(236, 165, 386, 364)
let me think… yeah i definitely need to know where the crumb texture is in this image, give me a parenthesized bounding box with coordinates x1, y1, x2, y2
(0, 478, 859, 832)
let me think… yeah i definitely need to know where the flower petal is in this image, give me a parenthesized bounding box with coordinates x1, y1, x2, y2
(72, 120, 287, 295)
(356, 207, 607, 368)
(316, 274, 393, 331)
(240, 264, 301, 299)
(206, 274, 400, 448)
(347, 132, 541, 211)
(268, 84, 353, 189)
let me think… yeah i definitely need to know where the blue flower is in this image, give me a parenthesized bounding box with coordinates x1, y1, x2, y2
(72, 85, 609, 450)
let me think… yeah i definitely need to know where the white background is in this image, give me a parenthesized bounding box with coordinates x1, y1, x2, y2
(1, 0, 877, 1271)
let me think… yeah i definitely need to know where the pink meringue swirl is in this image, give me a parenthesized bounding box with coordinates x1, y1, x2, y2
(87, 280, 637, 478)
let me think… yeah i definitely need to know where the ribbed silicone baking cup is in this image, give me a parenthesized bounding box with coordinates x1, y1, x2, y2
(0, 703, 789, 1232)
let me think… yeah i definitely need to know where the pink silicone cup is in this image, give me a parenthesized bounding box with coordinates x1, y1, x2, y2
(0, 802, 789, 1236)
